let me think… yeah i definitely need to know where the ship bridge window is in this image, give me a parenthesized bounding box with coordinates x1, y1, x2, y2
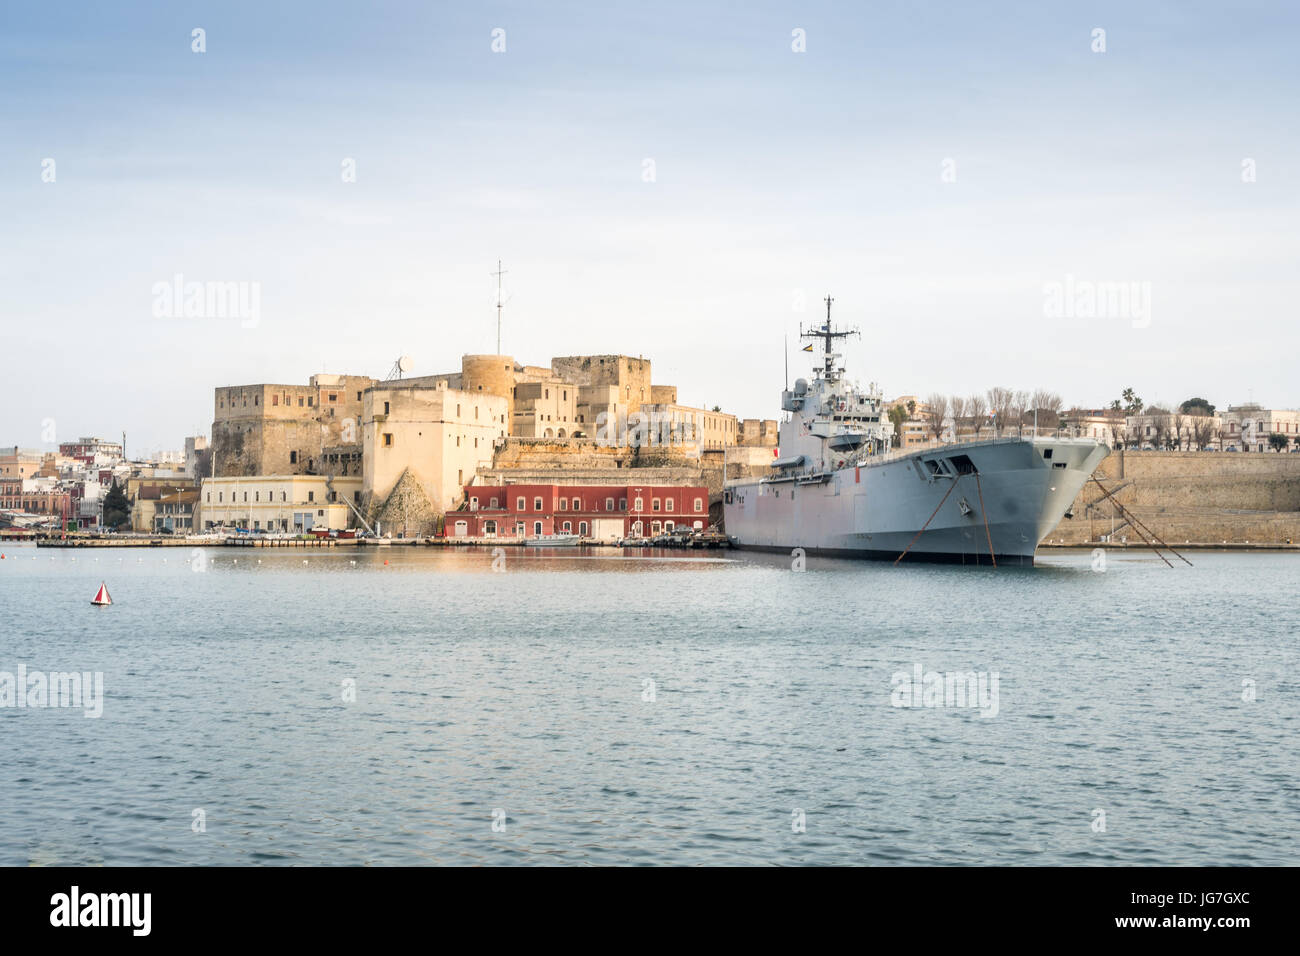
(1042, 449, 1053, 460)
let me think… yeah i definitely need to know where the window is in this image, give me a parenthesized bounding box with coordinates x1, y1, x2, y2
(665, 499, 674, 512)
(383, 433, 393, 447)
(272, 395, 279, 406)
(619, 497, 627, 510)
(534, 497, 543, 511)
(307, 397, 313, 406)
(605, 498, 614, 511)
(457, 404, 461, 416)
(255, 491, 259, 502)
(470, 497, 479, 511)
(290, 451, 298, 464)
(562, 521, 572, 532)
(517, 497, 525, 511)
(218, 492, 223, 502)
(281, 491, 286, 502)
(329, 393, 337, 402)
(694, 497, 704, 512)
(633, 497, 643, 512)
(652, 498, 661, 512)
(383, 401, 390, 415)
(534, 521, 543, 535)
(298, 397, 304, 407)
(308, 491, 314, 502)
(579, 521, 588, 535)
(357, 392, 362, 401)
(559, 498, 568, 511)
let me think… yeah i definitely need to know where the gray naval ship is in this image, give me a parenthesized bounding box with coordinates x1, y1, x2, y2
(723, 299, 1109, 565)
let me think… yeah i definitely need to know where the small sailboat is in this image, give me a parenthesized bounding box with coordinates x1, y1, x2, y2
(91, 582, 112, 606)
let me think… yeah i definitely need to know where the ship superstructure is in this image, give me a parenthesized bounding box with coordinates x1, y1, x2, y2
(723, 297, 1108, 565)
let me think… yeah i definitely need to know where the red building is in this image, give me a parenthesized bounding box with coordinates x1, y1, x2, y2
(447, 483, 711, 540)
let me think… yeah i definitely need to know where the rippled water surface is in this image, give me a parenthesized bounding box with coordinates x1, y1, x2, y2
(1, 543, 1296, 865)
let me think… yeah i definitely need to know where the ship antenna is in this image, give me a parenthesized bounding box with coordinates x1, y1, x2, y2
(784, 333, 788, 391)
(491, 259, 509, 354)
(798, 294, 859, 383)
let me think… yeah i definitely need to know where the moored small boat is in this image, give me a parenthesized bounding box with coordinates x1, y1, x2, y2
(522, 533, 581, 547)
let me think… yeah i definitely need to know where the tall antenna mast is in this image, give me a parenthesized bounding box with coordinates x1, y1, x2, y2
(491, 259, 509, 354)
(798, 294, 859, 383)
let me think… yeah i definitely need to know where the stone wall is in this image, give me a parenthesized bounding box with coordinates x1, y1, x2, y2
(1048, 450, 1300, 545)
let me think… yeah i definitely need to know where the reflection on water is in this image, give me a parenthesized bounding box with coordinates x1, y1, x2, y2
(0, 544, 1295, 865)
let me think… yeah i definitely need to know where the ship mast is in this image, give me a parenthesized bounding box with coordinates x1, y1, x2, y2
(800, 295, 859, 383)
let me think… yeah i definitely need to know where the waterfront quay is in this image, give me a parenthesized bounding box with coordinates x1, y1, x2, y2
(16, 532, 730, 550)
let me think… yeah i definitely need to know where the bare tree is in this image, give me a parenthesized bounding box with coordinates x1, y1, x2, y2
(986, 387, 1014, 437)
(1149, 414, 1170, 449)
(1192, 417, 1216, 451)
(968, 394, 988, 439)
(1030, 389, 1064, 433)
(923, 393, 949, 441)
(1009, 390, 1028, 437)
(1171, 413, 1186, 450)
(949, 395, 969, 440)
(1105, 408, 1124, 448)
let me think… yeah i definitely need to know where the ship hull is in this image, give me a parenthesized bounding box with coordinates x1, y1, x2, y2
(723, 437, 1108, 566)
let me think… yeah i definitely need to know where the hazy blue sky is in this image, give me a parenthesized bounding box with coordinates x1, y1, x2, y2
(3, 1, 1296, 452)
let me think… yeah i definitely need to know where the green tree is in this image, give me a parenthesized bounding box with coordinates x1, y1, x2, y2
(1120, 388, 1143, 414)
(102, 479, 130, 530)
(888, 404, 908, 448)
(1180, 397, 1215, 416)
(1268, 433, 1290, 452)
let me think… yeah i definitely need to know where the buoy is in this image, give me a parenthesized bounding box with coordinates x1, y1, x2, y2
(91, 582, 112, 606)
(383, 559, 389, 565)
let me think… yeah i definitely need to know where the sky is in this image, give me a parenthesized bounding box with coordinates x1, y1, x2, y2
(2, 1, 1297, 454)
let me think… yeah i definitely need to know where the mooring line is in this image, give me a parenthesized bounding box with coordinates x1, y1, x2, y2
(1090, 476, 1190, 567)
(974, 472, 997, 568)
(894, 477, 959, 565)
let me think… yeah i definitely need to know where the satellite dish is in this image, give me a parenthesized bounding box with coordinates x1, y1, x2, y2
(385, 355, 415, 381)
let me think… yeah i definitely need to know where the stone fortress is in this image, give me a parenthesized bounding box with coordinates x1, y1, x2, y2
(205, 354, 778, 534)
